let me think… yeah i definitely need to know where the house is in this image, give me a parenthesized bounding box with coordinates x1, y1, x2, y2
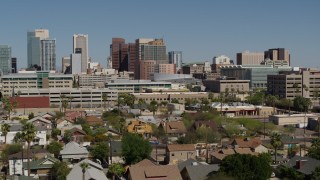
(180, 162, 219, 180)
(38, 112, 54, 120)
(60, 141, 89, 163)
(56, 119, 73, 129)
(138, 116, 158, 125)
(68, 127, 86, 142)
(127, 120, 153, 138)
(65, 111, 85, 123)
(210, 149, 235, 164)
(284, 156, 320, 176)
(230, 137, 268, 154)
(22, 156, 59, 179)
(191, 121, 218, 131)
(28, 116, 52, 133)
(128, 159, 182, 180)
(67, 159, 107, 180)
(110, 141, 124, 164)
(165, 144, 196, 165)
(59, 125, 83, 136)
(85, 116, 104, 126)
(105, 128, 122, 138)
(159, 121, 187, 137)
(8, 151, 33, 175)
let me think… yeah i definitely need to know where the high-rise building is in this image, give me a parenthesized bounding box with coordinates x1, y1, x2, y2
(135, 38, 168, 80)
(11, 57, 17, 73)
(73, 34, 88, 73)
(236, 51, 264, 65)
(0, 45, 12, 74)
(110, 38, 129, 72)
(27, 29, 49, 68)
(62, 56, 71, 73)
(212, 55, 232, 73)
(128, 43, 136, 72)
(264, 48, 290, 65)
(40, 39, 56, 71)
(168, 51, 182, 72)
(70, 54, 82, 74)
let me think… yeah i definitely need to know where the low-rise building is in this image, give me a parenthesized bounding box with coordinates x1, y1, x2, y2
(106, 79, 172, 93)
(67, 159, 107, 180)
(127, 120, 153, 138)
(203, 79, 250, 93)
(270, 114, 317, 127)
(133, 92, 208, 104)
(159, 121, 187, 137)
(60, 142, 89, 162)
(22, 156, 59, 179)
(165, 144, 196, 164)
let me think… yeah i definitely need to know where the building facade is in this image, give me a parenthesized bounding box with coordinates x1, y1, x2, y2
(212, 55, 232, 73)
(264, 48, 290, 64)
(203, 79, 250, 93)
(40, 39, 56, 71)
(168, 51, 182, 72)
(73, 34, 88, 73)
(132, 92, 208, 104)
(11, 57, 17, 73)
(236, 51, 264, 65)
(27, 29, 50, 68)
(106, 79, 172, 93)
(0, 45, 12, 74)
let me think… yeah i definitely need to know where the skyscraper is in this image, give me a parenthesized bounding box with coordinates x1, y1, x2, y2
(168, 51, 182, 72)
(110, 38, 130, 72)
(27, 29, 49, 68)
(0, 45, 12, 74)
(237, 51, 264, 65)
(128, 43, 136, 72)
(11, 57, 17, 73)
(264, 48, 290, 65)
(40, 39, 56, 71)
(73, 34, 88, 73)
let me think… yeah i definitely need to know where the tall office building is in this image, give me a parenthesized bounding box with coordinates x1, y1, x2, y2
(168, 51, 182, 72)
(135, 38, 168, 79)
(11, 57, 17, 73)
(27, 29, 49, 68)
(62, 56, 71, 73)
(237, 51, 264, 65)
(264, 48, 290, 65)
(40, 39, 56, 71)
(0, 45, 12, 74)
(110, 38, 129, 72)
(128, 43, 136, 72)
(73, 34, 88, 73)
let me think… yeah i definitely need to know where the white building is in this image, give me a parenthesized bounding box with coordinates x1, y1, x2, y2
(213, 55, 231, 65)
(73, 34, 89, 73)
(71, 53, 82, 74)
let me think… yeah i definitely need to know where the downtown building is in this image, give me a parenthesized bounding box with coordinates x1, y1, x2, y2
(27, 29, 56, 71)
(0, 45, 12, 74)
(168, 51, 182, 73)
(73, 34, 89, 73)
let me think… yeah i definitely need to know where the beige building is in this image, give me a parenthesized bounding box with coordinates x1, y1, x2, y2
(165, 144, 196, 164)
(155, 64, 176, 74)
(237, 51, 264, 65)
(267, 70, 320, 99)
(0, 72, 73, 96)
(269, 114, 317, 126)
(203, 79, 250, 93)
(132, 92, 208, 104)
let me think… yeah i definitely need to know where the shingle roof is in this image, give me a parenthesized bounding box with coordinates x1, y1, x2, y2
(184, 164, 220, 180)
(128, 165, 182, 180)
(167, 144, 195, 152)
(9, 151, 33, 159)
(22, 156, 58, 169)
(163, 121, 187, 134)
(67, 159, 107, 180)
(85, 116, 104, 125)
(285, 155, 320, 175)
(177, 158, 198, 171)
(28, 116, 52, 124)
(234, 148, 255, 155)
(133, 159, 156, 167)
(60, 141, 89, 155)
(110, 141, 122, 156)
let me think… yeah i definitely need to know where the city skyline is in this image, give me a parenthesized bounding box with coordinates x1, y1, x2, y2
(0, 0, 319, 70)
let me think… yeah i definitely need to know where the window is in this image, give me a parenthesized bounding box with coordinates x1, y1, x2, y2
(171, 153, 175, 156)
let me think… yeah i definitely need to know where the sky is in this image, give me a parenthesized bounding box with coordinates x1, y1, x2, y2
(0, 0, 319, 70)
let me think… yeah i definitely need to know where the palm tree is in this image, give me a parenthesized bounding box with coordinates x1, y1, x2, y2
(1, 123, 11, 144)
(68, 96, 74, 109)
(59, 94, 66, 113)
(80, 162, 90, 180)
(62, 99, 69, 114)
(22, 123, 36, 176)
(270, 133, 282, 164)
(266, 95, 278, 115)
(102, 93, 108, 111)
(148, 100, 158, 116)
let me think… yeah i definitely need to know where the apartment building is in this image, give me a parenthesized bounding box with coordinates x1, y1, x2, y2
(203, 79, 250, 93)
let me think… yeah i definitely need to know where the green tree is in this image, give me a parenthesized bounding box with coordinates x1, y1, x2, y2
(50, 111, 64, 129)
(52, 161, 70, 180)
(121, 133, 152, 165)
(311, 166, 320, 180)
(2, 97, 17, 120)
(219, 153, 272, 180)
(68, 96, 74, 109)
(28, 112, 35, 120)
(148, 100, 158, 116)
(63, 130, 72, 143)
(277, 165, 304, 180)
(90, 142, 109, 161)
(22, 122, 36, 176)
(51, 128, 61, 140)
(102, 93, 108, 110)
(80, 162, 90, 180)
(293, 96, 312, 112)
(265, 95, 278, 114)
(270, 132, 282, 163)
(308, 138, 320, 160)
(171, 99, 179, 104)
(108, 163, 125, 179)
(119, 93, 135, 107)
(0, 144, 22, 163)
(47, 141, 63, 157)
(1, 123, 11, 144)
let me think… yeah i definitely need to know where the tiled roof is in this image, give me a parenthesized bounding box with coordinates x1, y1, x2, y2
(28, 116, 52, 124)
(129, 165, 182, 180)
(221, 149, 235, 155)
(85, 116, 104, 125)
(9, 96, 50, 108)
(163, 121, 187, 134)
(167, 144, 195, 152)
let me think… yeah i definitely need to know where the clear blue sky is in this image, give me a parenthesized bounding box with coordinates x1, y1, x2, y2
(0, 0, 319, 70)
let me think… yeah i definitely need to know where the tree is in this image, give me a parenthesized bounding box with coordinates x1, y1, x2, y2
(148, 100, 158, 116)
(63, 130, 72, 143)
(0, 144, 22, 163)
(62, 99, 69, 114)
(28, 112, 35, 120)
(80, 162, 90, 180)
(68, 96, 74, 109)
(270, 132, 282, 164)
(22, 122, 36, 176)
(119, 93, 135, 107)
(59, 95, 66, 113)
(171, 99, 179, 104)
(293, 96, 312, 112)
(1, 123, 11, 144)
(2, 97, 17, 120)
(265, 95, 278, 114)
(90, 142, 109, 162)
(108, 163, 125, 179)
(311, 166, 320, 180)
(219, 153, 272, 180)
(51, 128, 61, 140)
(52, 161, 70, 180)
(277, 165, 304, 180)
(51, 111, 64, 129)
(47, 141, 63, 157)
(121, 133, 152, 165)
(308, 138, 320, 160)
(102, 93, 108, 110)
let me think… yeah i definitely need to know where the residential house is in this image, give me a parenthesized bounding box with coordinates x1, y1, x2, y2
(191, 121, 218, 131)
(105, 128, 122, 138)
(85, 116, 104, 126)
(38, 112, 54, 120)
(22, 156, 59, 179)
(60, 141, 89, 163)
(110, 141, 124, 164)
(210, 149, 235, 164)
(165, 144, 196, 165)
(67, 159, 107, 180)
(180, 162, 219, 180)
(8, 151, 33, 176)
(28, 116, 52, 134)
(65, 111, 85, 123)
(128, 159, 182, 180)
(127, 120, 153, 138)
(285, 156, 320, 176)
(138, 116, 158, 125)
(159, 121, 187, 138)
(56, 119, 73, 129)
(230, 137, 268, 154)
(68, 127, 86, 142)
